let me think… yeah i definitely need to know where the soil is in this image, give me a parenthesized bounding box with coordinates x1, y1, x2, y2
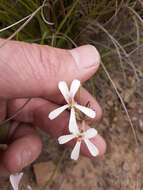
(0, 51, 143, 190)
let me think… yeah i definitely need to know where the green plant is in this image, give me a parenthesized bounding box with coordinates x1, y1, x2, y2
(0, 2, 143, 187)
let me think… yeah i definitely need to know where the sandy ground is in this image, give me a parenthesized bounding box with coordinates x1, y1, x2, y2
(0, 50, 143, 190)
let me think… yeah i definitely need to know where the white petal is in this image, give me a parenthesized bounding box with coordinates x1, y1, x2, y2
(75, 104, 96, 118)
(48, 104, 69, 120)
(58, 81, 70, 103)
(70, 79, 80, 98)
(84, 128, 98, 139)
(84, 139, 99, 157)
(69, 108, 79, 134)
(10, 172, 23, 190)
(71, 141, 81, 160)
(58, 134, 75, 144)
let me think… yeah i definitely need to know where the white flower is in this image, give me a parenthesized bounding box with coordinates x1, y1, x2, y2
(58, 123, 99, 160)
(10, 172, 23, 190)
(48, 79, 96, 133)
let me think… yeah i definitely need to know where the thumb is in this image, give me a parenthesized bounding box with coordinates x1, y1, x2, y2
(0, 39, 100, 99)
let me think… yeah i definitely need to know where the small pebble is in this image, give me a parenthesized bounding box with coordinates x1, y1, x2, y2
(132, 117, 137, 121)
(128, 102, 136, 109)
(138, 109, 143, 114)
(123, 162, 129, 171)
(113, 117, 118, 122)
(107, 100, 114, 107)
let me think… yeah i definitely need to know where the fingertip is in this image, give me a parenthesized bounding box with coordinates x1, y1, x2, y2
(81, 134, 106, 158)
(91, 134, 106, 156)
(77, 87, 103, 122)
(3, 134, 42, 173)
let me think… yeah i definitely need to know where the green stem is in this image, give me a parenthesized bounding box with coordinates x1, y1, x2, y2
(56, 0, 79, 34)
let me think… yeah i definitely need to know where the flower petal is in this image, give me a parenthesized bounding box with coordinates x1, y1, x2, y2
(75, 104, 96, 118)
(84, 128, 98, 139)
(69, 108, 79, 134)
(70, 79, 80, 98)
(48, 104, 69, 120)
(10, 172, 23, 190)
(84, 138, 99, 157)
(58, 81, 70, 103)
(58, 134, 75, 144)
(71, 141, 81, 160)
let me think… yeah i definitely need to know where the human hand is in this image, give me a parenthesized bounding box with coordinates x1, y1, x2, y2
(0, 39, 106, 175)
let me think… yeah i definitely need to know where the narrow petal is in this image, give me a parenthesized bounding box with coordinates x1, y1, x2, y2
(48, 104, 69, 120)
(58, 134, 75, 144)
(10, 172, 23, 190)
(84, 128, 98, 139)
(84, 138, 99, 157)
(58, 81, 70, 103)
(75, 104, 96, 118)
(70, 79, 80, 98)
(71, 141, 81, 160)
(69, 108, 79, 134)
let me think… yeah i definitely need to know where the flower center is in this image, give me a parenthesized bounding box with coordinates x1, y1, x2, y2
(76, 133, 84, 142)
(77, 136, 82, 142)
(68, 97, 75, 107)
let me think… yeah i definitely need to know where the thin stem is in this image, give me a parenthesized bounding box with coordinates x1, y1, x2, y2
(0, 5, 44, 49)
(0, 99, 31, 127)
(100, 61, 138, 146)
(0, 14, 32, 33)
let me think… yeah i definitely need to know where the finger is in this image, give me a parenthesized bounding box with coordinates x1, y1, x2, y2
(9, 98, 74, 137)
(8, 99, 106, 157)
(83, 134, 106, 157)
(0, 39, 100, 100)
(67, 133, 106, 158)
(8, 98, 46, 123)
(8, 92, 102, 125)
(76, 87, 103, 122)
(8, 86, 102, 123)
(2, 123, 42, 173)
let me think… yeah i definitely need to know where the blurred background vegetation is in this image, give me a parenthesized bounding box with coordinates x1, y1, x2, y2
(0, 1, 143, 189)
(0, 0, 142, 50)
(0, 0, 143, 133)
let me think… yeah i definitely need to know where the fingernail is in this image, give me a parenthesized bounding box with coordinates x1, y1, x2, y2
(70, 45, 101, 68)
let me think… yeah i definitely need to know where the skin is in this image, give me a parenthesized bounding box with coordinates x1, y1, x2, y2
(0, 39, 106, 176)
